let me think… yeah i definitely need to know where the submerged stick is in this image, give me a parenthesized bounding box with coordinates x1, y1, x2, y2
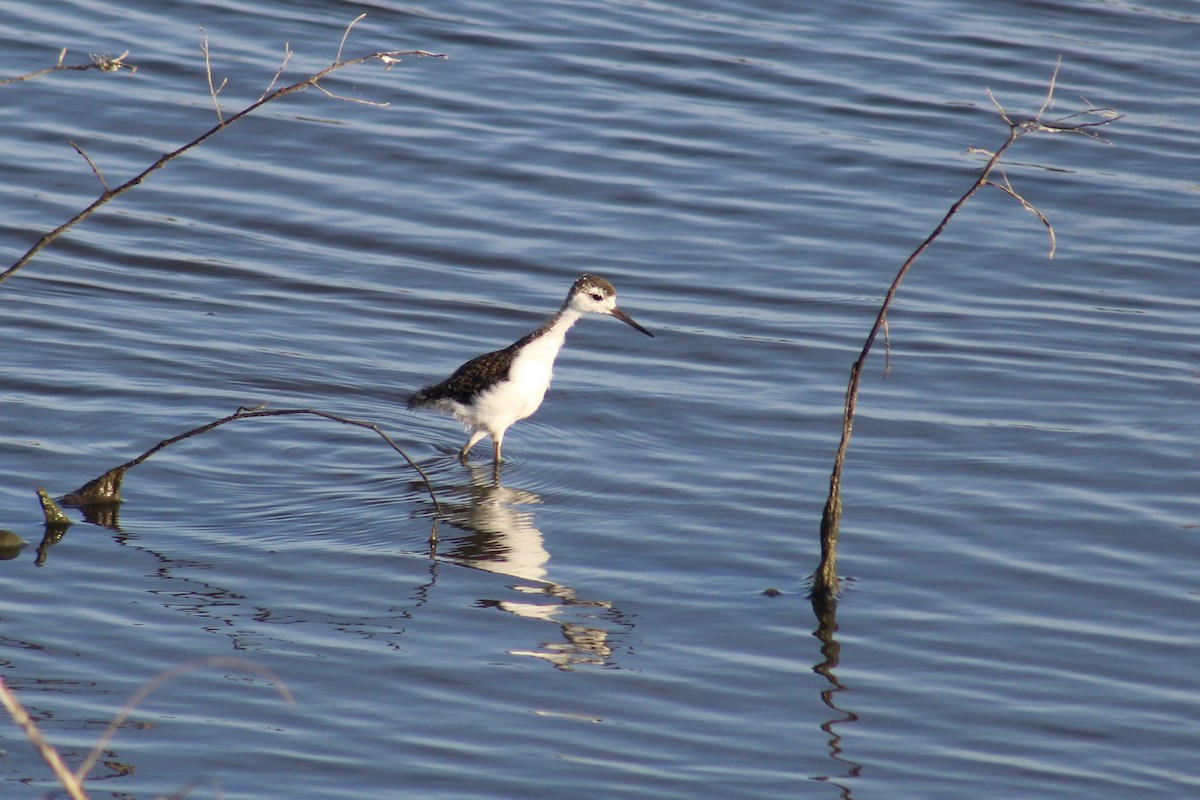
(812, 60, 1121, 600)
(0, 19, 445, 287)
(60, 404, 442, 515)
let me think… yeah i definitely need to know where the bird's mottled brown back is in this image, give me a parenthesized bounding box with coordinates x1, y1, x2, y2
(406, 345, 518, 408)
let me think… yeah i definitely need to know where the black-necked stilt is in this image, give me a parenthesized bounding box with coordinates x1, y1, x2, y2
(407, 273, 653, 465)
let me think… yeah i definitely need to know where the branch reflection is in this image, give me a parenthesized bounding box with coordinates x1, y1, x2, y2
(810, 593, 861, 797)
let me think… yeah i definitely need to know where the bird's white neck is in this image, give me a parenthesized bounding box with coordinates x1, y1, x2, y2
(525, 306, 583, 351)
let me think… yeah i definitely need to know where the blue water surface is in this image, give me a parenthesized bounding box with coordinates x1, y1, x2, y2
(1, 1, 1197, 798)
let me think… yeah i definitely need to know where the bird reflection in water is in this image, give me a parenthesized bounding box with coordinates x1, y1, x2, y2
(428, 461, 631, 669)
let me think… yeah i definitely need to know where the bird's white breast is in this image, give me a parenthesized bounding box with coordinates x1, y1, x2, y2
(469, 328, 566, 433)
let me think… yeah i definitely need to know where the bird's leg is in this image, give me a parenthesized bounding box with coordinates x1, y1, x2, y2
(460, 430, 487, 462)
(490, 438, 505, 484)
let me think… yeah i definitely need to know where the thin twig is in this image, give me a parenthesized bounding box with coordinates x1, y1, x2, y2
(312, 80, 391, 107)
(985, 169, 1056, 258)
(985, 87, 1013, 126)
(0, 26, 445, 287)
(69, 141, 108, 193)
(336, 14, 367, 65)
(1036, 55, 1062, 119)
(259, 42, 293, 102)
(199, 26, 227, 123)
(73, 657, 293, 785)
(0, 677, 88, 800)
(65, 405, 443, 515)
(1018, 106, 1123, 140)
(882, 317, 891, 379)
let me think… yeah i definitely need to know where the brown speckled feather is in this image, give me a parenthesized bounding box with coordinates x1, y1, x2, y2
(407, 346, 517, 407)
(406, 319, 555, 408)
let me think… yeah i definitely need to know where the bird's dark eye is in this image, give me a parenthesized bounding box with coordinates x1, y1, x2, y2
(589, 293, 603, 301)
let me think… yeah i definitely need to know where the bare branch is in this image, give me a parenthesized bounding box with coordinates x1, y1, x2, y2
(985, 60, 1122, 144)
(0, 24, 445, 287)
(1017, 105, 1124, 141)
(0, 47, 137, 85)
(812, 62, 1121, 601)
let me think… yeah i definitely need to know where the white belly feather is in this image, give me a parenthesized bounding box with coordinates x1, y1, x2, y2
(457, 328, 565, 435)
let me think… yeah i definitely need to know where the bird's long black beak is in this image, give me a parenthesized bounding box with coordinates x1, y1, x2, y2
(611, 307, 654, 337)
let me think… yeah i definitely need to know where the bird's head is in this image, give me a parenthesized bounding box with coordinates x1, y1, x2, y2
(566, 273, 653, 337)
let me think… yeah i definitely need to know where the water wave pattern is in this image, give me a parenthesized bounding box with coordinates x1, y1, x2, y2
(1, 0, 1198, 798)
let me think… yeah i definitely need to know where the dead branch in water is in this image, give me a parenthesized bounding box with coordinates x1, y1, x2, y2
(0, 15, 445, 287)
(811, 59, 1122, 602)
(57, 404, 442, 517)
(0, 48, 137, 85)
